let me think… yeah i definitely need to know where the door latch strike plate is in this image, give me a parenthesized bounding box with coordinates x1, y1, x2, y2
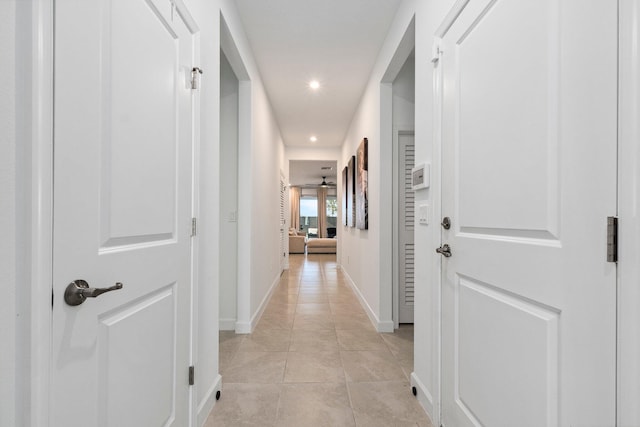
(189, 366, 195, 385)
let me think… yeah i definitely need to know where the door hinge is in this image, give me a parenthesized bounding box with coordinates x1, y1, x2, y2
(188, 366, 195, 385)
(607, 216, 618, 262)
(191, 67, 203, 89)
(191, 217, 197, 237)
(51, 289, 54, 308)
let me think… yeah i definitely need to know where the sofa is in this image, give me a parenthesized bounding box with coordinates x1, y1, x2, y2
(289, 229, 306, 254)
(306, 238, 337, 254)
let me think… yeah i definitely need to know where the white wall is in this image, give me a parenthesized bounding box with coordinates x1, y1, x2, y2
(248, 83, 286, 317)
(339, 1, 417, 334)
(189, 0, 286, 421)
(338, 0, 458, 422)
(0, 2, 18, 426)
(216, 1, 287, 335)
(392, 53, 415, 128)
(219, 51, 239, 330)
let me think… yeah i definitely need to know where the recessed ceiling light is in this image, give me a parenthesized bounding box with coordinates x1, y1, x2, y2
(310, 136, 318, 142)
(309, 80, 320, 90)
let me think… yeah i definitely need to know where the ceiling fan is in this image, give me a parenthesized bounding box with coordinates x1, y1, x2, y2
(300, 176, 336, 188)
(319, 176, 336, 187)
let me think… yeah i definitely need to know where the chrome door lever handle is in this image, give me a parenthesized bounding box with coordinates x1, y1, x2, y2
(436, 244, 452, 257)
(64, 279, 123, 306)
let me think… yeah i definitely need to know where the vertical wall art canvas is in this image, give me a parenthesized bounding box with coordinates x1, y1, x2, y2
(356, 138, 368, 230)
(342, 166, 348, 226)
(347, 156, 356, 227)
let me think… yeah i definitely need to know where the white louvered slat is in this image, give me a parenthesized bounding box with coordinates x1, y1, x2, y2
(398, 133, 416, 323)
(404, 243, 415, 305)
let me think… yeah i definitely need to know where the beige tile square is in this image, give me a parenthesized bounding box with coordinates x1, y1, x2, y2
(336, 329, 387, 350)
(276, 383, 355, 426)
(333, 314, 376, 331)
(381, 331, 414, 361)
(269, 292, 298, 304)
(237, 329, 291, 352)
(330, 302, 366, 316)
(348, 381, 433, 427)
(284, 351, 345, 383)
(263, 303, 297, 316)
(289, 329, 339, 352)
(223, 351, 287, 383)
(255, 313, 295, 330)
(219, 331, 246, 354)
(292, 313, 335, 330)
(204, 383, 280, 427)
(297, 293, 330, 304)
(296, 303, 331, 314)
(341, 350, 406, 382)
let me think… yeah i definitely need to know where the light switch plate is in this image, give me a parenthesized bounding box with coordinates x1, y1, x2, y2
(418, 203, 429, 225)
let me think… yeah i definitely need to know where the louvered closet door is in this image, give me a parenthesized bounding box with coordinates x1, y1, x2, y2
(399, 132, 415, 323)
(280, 177, 286, 269)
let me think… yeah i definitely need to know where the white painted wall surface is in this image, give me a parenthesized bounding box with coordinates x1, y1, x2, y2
(338, 0, 457, 421)
(217, 0, 287, 333)
(0, 3, 17, 426)
(339, 1, 417, 333)
(249, 84, 286, 317)
(219, 51, 239, 329)
(392, 54, 415, 128)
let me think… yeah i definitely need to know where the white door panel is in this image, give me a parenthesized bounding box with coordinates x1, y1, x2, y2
(53, 1, 197, 426)
(439, 0, 617, 426)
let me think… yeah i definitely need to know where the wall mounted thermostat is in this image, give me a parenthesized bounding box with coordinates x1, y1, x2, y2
(411, 163, 430, 190)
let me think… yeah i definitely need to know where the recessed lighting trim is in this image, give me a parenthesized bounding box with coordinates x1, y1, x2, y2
(310, 136, 318, 142)
(309, 80, 320, 90)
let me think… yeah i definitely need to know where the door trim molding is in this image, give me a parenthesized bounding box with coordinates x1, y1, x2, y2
(30, 0, 54, 425)
(618, 1, 640, 424)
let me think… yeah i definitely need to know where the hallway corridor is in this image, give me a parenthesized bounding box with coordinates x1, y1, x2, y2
(206, 254, 432, 426)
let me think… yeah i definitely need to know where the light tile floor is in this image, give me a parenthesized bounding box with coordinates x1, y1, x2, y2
(205, 254, 433, 427)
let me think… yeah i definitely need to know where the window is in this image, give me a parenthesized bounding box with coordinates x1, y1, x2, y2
(326, 196, 337, 227)
(300, 196, 318, 236)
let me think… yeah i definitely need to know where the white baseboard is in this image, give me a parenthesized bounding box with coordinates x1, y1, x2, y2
(340, 267, 393, 333)
(235, 271, 282, 334)
(235, 321, 251, 334)
(377, 320, 395, 333)
(410, 372, 435, 424)
(197, 373, 222, 427)
(250, 271, 282, 330)
(219, 318, 236, 331)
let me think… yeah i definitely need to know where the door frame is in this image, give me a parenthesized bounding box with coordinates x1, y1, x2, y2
(618, 1, 640, 424)
(28, 0, 54, 424)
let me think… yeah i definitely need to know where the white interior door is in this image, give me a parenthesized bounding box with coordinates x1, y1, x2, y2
(52, 1, 197, 426)
(438, 1, 617, 426)
(398, 132, 415, 324)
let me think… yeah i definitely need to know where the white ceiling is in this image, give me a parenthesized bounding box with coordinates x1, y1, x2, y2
(234, 0, 403, 148)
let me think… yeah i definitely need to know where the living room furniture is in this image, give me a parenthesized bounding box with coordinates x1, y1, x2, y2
(306, 238, 337, 254)
(289, 229, 306, 254)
